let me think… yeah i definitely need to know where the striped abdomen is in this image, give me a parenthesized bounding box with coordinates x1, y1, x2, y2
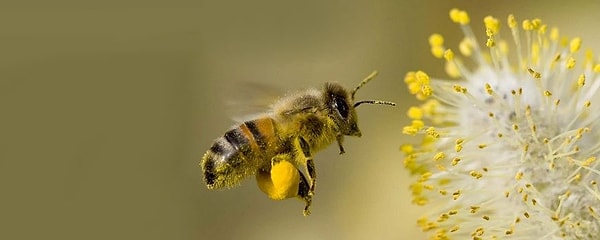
(202, 117, 278, 189)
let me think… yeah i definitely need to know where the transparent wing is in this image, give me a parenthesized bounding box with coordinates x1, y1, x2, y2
(225, 81, 284, 123)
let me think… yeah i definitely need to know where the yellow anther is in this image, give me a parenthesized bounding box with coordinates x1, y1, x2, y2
(402, 126, 418, 135)
(445, 61, 461, 78)
(451, 158, 461, 166)
(426, 127, 440, 138)
(455, 144, 463, 152)
(407, 106, 424, 119)
(550, 27, 559, 41)
(544, 90, 552, 97)
(483, 216, 490, 221)
(538, 24, 547, 34)
(429, 33, 444, 46)
(515, 172, 524, 180)
(584, 101, 591, 108)
(449, 8, 470, 25)
(470, 170, 483, 179)
(531, 18, 542, 29)
(484, 16, 499, 35)
(553, 53, 561, 62)
(478, 144, 487, 149)
(433, 152, 446, 161)
(415, 70, 430, 83)
(459, 38, 473, 56)
(485, 83, 494, 95)
(578, 74, 586, 87)
(452, 190, 461, 200)
(498, 40, 509, 55)
(452, 84, 467, 93)
(527, 68, 541, 79)
(399, 144, 414, 154)
(431, 46, 445, 58)
(524, 212, 530, 218)
(522, 19, 533, 31)
(570, 37, 582, 53)
(594, 64, 600, 73)
(470, 206, 480, 213)
(443, 49, 454, 61)
(566, 57, 576, 69)
(486, 38, 495, 48)
(507, 14, 517, 28)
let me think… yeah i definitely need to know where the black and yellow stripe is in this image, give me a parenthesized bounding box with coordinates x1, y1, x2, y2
(202, 117, 279, 189)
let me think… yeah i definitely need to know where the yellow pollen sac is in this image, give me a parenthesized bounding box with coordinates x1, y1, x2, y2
(584, 101, 591, 108)
(429, 33, 444, 47)
(470, 170, 483, 179)
(570, 37, 582, 53)
(426, 127, 440, 138)
(451, 158, 461, 166)
(459, 38, 473, 56)
(594, 64, 600, 73)
(531, 18, 542, 29)
(452, 190, 461, 200)
(538, 24, 547, 34)
(527, 68, 541, 79)
(550, 27, 560, 41)
(449, 8, 470, 25)
(431, 46, 445, 59)
(486, 38, 495, 48)
(484, 16, 500, 35)
(443, 49, 454, 61)
(455, 144, 463, 153)
(445, 61, 461, 78)
(515, 172, 524, 180)
(578, 74, 586, 87)
(522, 19, 533, 31)
(433, 152, 446, 161)
(407, 106, 424, 120)
(485, 83, 494, 95)
(507, 14, 517, 28)
(566, 57, 576, 69)
(400, 146, 413, 157)
(453, 84, 467, 93)
(256, 159, 300, 200)
(544, 90, 552, 97)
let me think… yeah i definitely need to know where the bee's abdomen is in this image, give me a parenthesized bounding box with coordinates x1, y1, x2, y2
(202, 118, 277, 189)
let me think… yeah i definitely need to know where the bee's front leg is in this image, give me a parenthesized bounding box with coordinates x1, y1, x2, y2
(336, 135, 345, 155)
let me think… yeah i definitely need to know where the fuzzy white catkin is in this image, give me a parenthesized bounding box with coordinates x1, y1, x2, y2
(402, 9, 600, 239)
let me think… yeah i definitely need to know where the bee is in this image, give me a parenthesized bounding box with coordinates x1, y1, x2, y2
(201, 71, 395, 216)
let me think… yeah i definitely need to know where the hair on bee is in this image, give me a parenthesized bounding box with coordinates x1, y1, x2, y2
(201, 70, 395, 216)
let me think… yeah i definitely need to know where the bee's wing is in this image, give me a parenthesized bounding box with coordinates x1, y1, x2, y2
(226, 81, 284, 123)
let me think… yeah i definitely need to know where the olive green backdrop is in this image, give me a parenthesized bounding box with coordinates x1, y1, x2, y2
(2, 0, 599, 239)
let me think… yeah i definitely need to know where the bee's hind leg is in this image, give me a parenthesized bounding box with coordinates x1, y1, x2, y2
(297, 171, 312, 216)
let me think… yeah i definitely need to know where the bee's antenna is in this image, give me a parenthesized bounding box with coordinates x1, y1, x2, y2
(353, 100, 396, 108)
(351, 71, 378, 101)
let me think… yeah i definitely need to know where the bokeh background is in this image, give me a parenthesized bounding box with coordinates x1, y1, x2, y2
(3, 0, 600, 239)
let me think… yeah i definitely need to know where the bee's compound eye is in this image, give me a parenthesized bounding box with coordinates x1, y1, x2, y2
(334, 97, 349, 119)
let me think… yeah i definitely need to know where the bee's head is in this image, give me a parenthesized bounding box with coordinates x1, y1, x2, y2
(324, 71, 395, 137)
(324, 82, 362, 137)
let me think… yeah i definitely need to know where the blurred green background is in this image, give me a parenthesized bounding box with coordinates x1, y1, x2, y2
(2, 0, 600, 239)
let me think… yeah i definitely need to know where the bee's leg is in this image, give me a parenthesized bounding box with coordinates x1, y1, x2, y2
(297, 171, 312, 216)
(298, 137, 316, 196)
(336, 135, 345, 155)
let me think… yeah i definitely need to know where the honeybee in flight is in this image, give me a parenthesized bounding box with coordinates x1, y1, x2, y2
(201, 71, 395, 216)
